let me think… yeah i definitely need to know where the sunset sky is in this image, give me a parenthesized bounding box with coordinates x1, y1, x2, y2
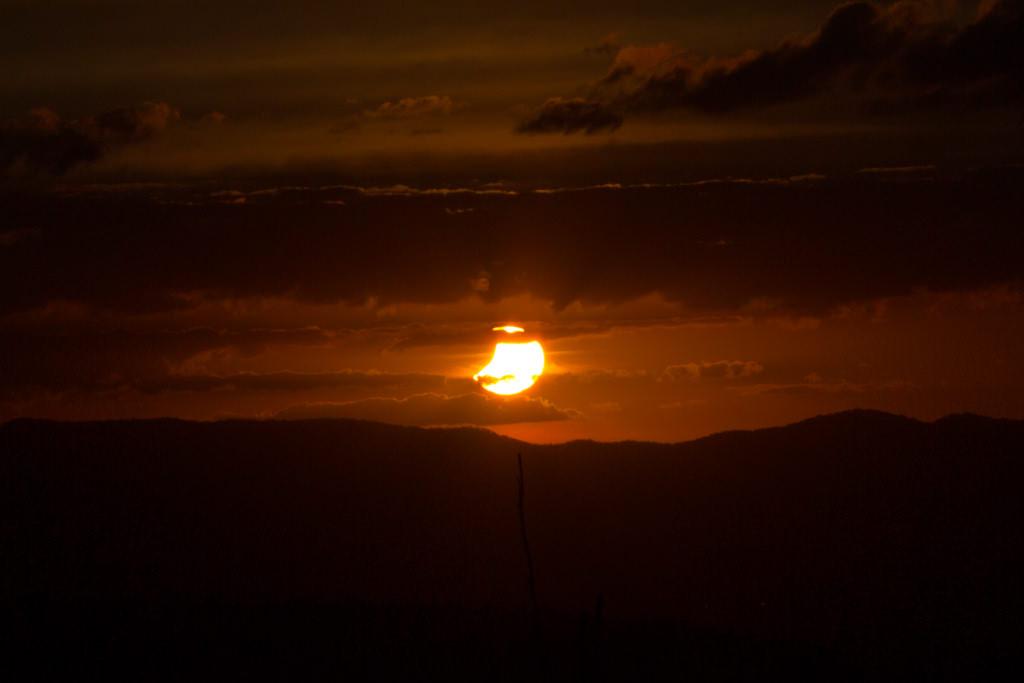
(2, 0, 1023, 442)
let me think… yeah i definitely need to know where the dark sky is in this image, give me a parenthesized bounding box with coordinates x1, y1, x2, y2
(2, 0, 1022, 441)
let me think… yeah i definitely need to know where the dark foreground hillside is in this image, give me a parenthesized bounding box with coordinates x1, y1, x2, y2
(2, 411, 1023, 680)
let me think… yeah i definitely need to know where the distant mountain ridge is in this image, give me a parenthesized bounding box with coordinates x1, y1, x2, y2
(3, 410, 1022, 679)
(6, 406, 1020, 446)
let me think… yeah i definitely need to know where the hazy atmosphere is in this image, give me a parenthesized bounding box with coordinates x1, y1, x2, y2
(5, 3, 1024, 680)
(3, 0, 1023, 442)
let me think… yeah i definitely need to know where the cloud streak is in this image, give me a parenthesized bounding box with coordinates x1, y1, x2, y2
(332, 95, 457, 132)
(663, 361, 766, 381)
(131, 370, 452, 395)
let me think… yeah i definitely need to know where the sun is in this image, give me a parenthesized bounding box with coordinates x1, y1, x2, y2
(474, 327, 545, 395)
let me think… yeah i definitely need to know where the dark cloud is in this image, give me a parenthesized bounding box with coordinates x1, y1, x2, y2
(2, 172, 1022, 318)
(520, 0, 1024, 133)
(85, 102, 179, 143)
(516, 98, 623, 135)
(0, 327, 332, 397)
(274, 392, 580, 426)
(0, 109, 101, 175)
(0, 102, 179, 174)
(385, 321, 620, 351)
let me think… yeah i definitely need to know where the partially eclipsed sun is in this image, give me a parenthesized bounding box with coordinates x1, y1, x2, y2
(475, 328, 544, 395)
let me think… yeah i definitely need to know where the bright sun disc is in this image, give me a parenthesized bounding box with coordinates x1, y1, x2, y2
(474, 336, 545, 395)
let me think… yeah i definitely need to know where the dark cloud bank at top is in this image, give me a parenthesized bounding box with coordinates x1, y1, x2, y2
(519, 0, 1024, 133)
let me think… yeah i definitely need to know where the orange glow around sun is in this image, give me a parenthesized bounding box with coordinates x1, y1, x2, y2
(475, 327, 544, 395)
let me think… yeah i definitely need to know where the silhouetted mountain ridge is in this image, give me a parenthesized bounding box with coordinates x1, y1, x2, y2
(2, 410, 1022, 679)
(3, 407, 1018, 448)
